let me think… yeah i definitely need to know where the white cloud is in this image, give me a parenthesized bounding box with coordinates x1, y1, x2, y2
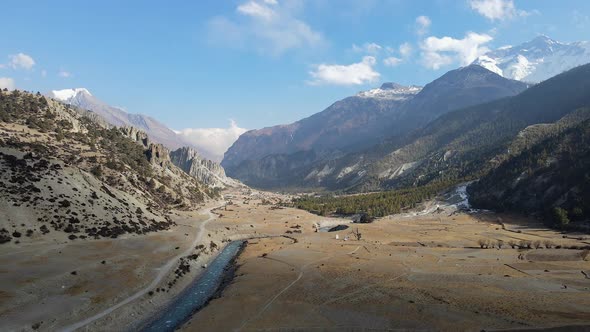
(399, 42, 413, 58)
(383, 56, 403, 67)
(9, 53, 35, 70)
(237, 1, 276, 21)
(352, 42, 382, 54)
(469, 0, 529, 21)
(207, 0, 323, 56)
(308, 56, 380, 86)
(0, 77, 15, 90)
(420, 32, 493, 70)
(176, 120, 247, 162)
(58, 70, 71, 78)
(415, 15, 431, 35)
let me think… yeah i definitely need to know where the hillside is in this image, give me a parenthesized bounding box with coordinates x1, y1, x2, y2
(312, 63, 590, 192)
(468, 118, 590, 231)
(0, 89, 215, 245)
(223, 65, 528, 189)
(294, 64, 590, 218)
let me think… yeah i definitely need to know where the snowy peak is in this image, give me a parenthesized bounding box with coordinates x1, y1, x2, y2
(49, 88, 92, 101)
(356, 83, 422, 100)
(473, 35, 590, 83)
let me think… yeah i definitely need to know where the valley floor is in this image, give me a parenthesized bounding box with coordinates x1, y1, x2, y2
(181, 193, 590, 332)
(1, 189, 589, 331)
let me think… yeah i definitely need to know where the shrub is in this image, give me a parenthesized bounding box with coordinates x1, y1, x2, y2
(519, 240, 532, 249)
(90, 165, 103, 178)
(552, 207, 570, 227)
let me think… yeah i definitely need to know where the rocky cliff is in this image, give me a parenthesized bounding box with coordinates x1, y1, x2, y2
(170, 147, 238, 188)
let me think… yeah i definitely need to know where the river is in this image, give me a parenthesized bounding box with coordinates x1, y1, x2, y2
(139, 240, 245, 332)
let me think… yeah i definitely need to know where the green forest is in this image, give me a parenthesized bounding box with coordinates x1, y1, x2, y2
(293, 179, 458, 218)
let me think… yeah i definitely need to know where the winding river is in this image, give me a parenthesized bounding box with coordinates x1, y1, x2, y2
(139, 240, 245, 332)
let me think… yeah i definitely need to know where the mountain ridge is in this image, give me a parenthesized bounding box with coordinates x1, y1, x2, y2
(223, 64, 528, 189)
(48, 88, 194, 151)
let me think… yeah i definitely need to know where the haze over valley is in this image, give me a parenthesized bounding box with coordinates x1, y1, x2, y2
(1, 1, 590, 331)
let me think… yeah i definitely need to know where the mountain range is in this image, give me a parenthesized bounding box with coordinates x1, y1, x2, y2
(222, 35, 589, 191)
(223, 64, 528, 189)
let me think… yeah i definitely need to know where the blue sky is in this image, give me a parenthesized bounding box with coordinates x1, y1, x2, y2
(0, 0, 589, 135)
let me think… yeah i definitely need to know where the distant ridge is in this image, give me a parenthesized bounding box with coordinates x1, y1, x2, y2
(48, 88, 194, 151)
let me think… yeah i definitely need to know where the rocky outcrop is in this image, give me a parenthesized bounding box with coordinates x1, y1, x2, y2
(119, 126, 172, 168)
(120, 126, 150, 147)
(170, 147, 237, 188)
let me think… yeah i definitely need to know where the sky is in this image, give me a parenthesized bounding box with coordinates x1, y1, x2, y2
(0, 0, 589, 157)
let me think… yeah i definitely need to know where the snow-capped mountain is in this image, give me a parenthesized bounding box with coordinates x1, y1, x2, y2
(48, 88, 194, 151)
(473, 35, 590, 83)
(356, 83, 422, 100)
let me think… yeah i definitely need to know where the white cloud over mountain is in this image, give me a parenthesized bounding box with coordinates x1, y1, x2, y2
(420, 32, 493, 69)
(176, 120, 247, 162)
(308, 56, 380, 85)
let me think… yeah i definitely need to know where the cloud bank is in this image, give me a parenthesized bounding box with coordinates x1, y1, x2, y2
(176, 120, 247, 162)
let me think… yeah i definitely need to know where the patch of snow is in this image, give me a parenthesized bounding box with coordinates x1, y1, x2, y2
(378, 162, 417, 179)
(356, 85, 422, 100)
(337, 162, 360, 179)
(50, 88, 92, 101)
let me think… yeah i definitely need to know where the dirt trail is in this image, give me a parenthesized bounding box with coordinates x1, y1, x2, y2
(62, 203, 223, 331)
